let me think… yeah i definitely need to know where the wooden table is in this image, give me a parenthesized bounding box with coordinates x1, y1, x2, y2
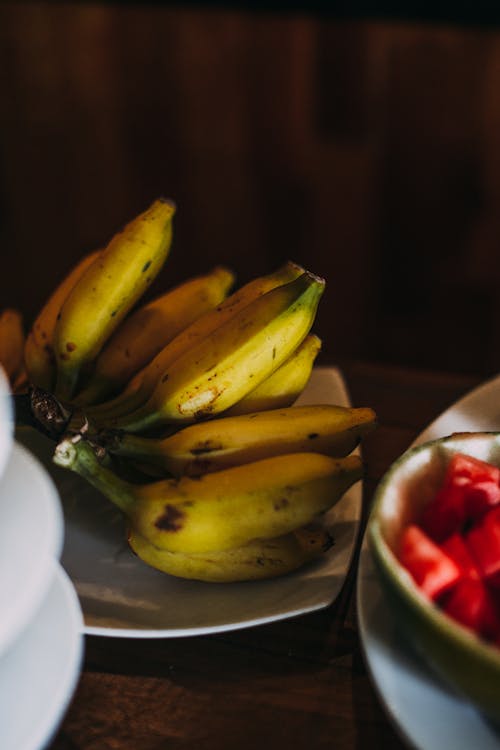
(47, 360, 481, 750)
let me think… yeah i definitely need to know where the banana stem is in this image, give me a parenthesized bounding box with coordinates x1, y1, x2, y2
(53, 438, 136, 514)
(103, 431, 165, 461)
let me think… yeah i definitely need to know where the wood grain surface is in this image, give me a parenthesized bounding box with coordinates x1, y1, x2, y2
(1, 3, 500, 376)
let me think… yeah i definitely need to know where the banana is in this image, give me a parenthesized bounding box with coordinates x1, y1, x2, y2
(53, 198, 175, 400)
(24, 249, 100, 391)
(53, 438, 362, 554)
(104, 404, 376, 476)
(127, 525, 333, 582)
(73, 266, 235, 406)
(0, 308, 25, 384)
(103, 272, 325, 433)
(86, 260, 306, 423)
(224, 333, 322, 416)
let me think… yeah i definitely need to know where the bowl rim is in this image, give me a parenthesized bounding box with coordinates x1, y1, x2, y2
(368, 430, 500, 671)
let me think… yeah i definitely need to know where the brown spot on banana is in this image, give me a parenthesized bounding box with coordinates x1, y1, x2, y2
(190, 440, 225, 455)
(155, 505, 185, 531)
(273, 497, 290, 511)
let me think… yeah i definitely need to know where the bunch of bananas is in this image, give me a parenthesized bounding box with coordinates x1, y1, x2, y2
(3, 198, 377, 583)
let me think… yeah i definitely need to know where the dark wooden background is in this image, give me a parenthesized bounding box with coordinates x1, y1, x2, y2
(2, 2, 500, 377)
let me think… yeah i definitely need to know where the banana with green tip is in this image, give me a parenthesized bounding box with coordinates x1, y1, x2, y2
(223, 333, 322, 416)
(104, 403, 376, 476)
(103, 271, 325, 433)
(73, 265, 235, 406)
(53, 198, 176, 400)
(86, 260, 306, 423)
(53, 438, 362, 554)
(127, 525, 333, 582)
(24, 249, 100, 391)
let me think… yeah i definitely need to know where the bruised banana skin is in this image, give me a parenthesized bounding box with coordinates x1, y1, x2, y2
(223, 333, 322, 416)
(74, 266, 235, 406)
(0, 308, 25, 385)
(53, 198, 176, 401)
(87, 260, 305, 423)
(24, 250, 100, 391)
(107, 403, 377, 476)
(53, 439, 362, 554)
(127, 525, 333, 582)
(105, 272, 325, 433)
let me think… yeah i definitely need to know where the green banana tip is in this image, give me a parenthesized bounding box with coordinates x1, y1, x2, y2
(280, 260, 325, 288)
(306, 270, 326, 288)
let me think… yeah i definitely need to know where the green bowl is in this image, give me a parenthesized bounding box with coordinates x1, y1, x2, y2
(368, 431, 500, 722)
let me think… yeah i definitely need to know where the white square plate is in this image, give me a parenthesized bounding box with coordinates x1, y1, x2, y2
(19, 366, 362, 638)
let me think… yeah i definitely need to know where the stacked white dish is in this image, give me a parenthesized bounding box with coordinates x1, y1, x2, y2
(0, 367, 84, 750)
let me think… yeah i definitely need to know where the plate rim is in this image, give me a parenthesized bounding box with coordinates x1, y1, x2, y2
(0, 440, 64, 656)
(0, 561, 84, 750)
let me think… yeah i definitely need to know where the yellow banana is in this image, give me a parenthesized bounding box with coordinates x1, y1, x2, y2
(224, 333, 322, 416)
(105, 404, 376, 476)
(24, 250, 100, 390)
(0, 308, 25, 385)
(73, 266, 235, 406)
(86, 260, 305, 423)
(127, 525, 333, 582)
(53, 198, 175, 400)
(105, 271, 325, 433)
(53, 439, 362, 554)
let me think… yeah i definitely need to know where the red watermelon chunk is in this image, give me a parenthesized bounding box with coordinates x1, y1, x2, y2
(397, 451, 500, 647)
(466, 506, 500, 588)
(398, 524, 461, 600)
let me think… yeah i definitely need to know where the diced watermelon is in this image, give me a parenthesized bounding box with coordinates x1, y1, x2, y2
(463, 480, 500, 521)
(446, 453, 500, 486)
(398, 524, 461, 600)
(420, 483, 466, 541)
(420, 453, 500, 540)
(440, 533, 480, 580)
(466, 506, 500, 588)
(442, 577, 500, 641)
(397, 451, 500, 647)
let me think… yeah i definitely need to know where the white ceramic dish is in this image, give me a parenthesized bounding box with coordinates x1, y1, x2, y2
(18, 366, 363, 637)
(0, 365, 13, 480)
(0, 562, 84, 750)
(0, 440, 64, 656)
(357, 373, 500, 749)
